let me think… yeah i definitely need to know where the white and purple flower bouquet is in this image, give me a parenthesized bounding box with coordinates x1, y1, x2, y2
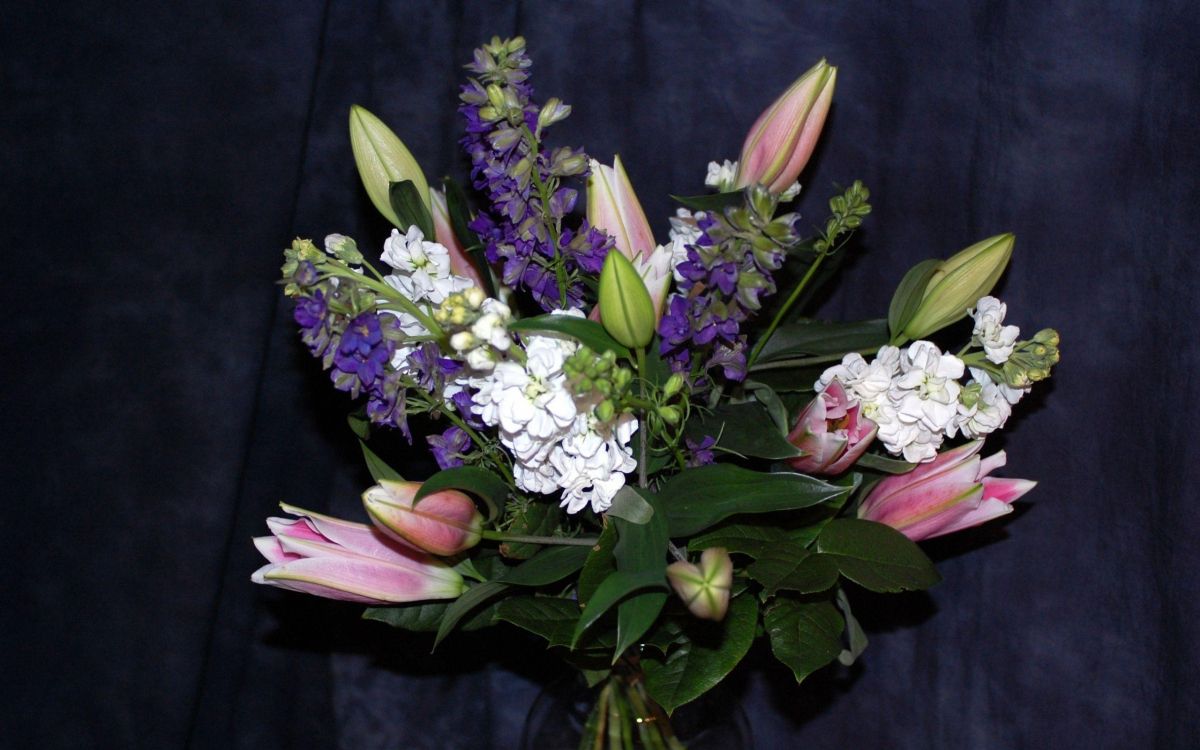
(254, 36, 1061, 748)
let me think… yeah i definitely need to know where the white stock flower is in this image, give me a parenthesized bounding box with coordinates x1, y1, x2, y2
(971, 296, 1020, 364)
(668, 209, 704, 282)
(705, 160, 738, 192)
(955, 375, 1013, 439)
(382, 226, 473, 305)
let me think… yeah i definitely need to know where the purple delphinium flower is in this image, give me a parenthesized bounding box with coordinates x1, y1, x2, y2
(685, 435, 717, 468)
(459, 38, 610, 311)
(333, 312, 394, 395)
(407, 342, 463, 394)
(427, 426, 473, 469)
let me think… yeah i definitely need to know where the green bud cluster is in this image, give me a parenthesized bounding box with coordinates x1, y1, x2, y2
(1001, 328, 1061, 388)
(433, 287, 488, 329)
(564, 348, 632, 420)
(281, 238, 323, 296)
(813, 180, 871, 253)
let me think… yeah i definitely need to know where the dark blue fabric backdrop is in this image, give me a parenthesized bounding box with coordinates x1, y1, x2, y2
(4, 1, 1198, 748)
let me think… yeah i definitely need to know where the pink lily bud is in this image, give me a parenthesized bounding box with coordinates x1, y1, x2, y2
(785, 379, 877, 475)
(667, 547, 734, 621)
(429, 188, 487, 290)
(251, 503, 465, 604)
(362, 480, 484, 557)
(587, 156, 672, 320)
(735, 59, 837, 194)
(857, 440, 1036, 541)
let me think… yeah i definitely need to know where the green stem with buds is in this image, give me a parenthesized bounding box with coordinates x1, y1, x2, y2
(521, 125, 570, 308)
(323, 265, 445, 339)
(746, 250, 829, 368)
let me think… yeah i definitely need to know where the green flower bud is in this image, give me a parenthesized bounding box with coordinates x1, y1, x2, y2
(348, 105, 430, 228)
(1033, 328, 1060, 347)
(663, 373, 685, 399)
(612, 367, 633, 391)
(598, 250, 657, 348)
(658, 405, 681, 425)
(486, 83, 506, 111)
(596, 399, 616, 423)
(903, 233, 1014, 340)
(538, 98, 571, 129)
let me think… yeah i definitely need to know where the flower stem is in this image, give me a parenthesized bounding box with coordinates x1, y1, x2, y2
(522, 125, 570, 308)
(748, 345, 877, 373)
(635, 347, 649, 489)
(323, 264, 445, 339)
(479, 531, 599, 546)
(746, 250, 828, 368)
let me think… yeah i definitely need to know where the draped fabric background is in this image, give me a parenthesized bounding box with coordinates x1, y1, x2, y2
(4, 1, 1197, 748)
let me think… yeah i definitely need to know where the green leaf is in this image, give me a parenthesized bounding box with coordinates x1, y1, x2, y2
(746, 548, 840, 596)
(612, 490, 670, 658)
(414, 466, 509, 522)
(433, 581, 509, 647)
(347, 411, 370, 439)
(816, 519, 941, 592)
(643, 595, 759, 714)
(359, 440, 404, 482)
(571, 570, 667, 648)
(388, 179, 435, 239)
(685, 401, 800, 460)
(854, 452, 918, 474)
(509, 315, 631, 359)
(764, 598, 844, 684)
(745, 380, 789, 433)
(754, 318, 890, 364)
(689, 522, 792, 558)
(499, 500, 562, 559)
(498, 544, 592, 587)
(888, 258, 941, 339)
(364, 600, 498, 633)
(442, 176, 496, 298)
(835, 588, 869, 666)
(495, 596, 581, 648)
(658, 465, 857, 537)
(578, 522, 618, 605)
(606, 486, 655, 525)
(671, 190, 744, 212)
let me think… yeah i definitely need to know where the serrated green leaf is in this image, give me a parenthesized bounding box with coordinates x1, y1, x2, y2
(854, 452, 918, 474)
(571, 570, 667, 648)
(747, 548, 840, 596)
(606, 486, 655, 524)
(754, 318, 890, 364)
(388, 179, 435, 239)
(578, 523, 617, 605)
(658, 465, 857, 537)
(764, 598, 844, 684)
(509, 315, 631, 359)
(500, 500, 561, 559)
(816, 519, 941, 592)
(685, 401, 800, 460)
(643, 595, 759, 714)
(359, 440, 404, 482)
(414, 466, 509, 522)
(495, 596, 581, 647)
(670, 191, 744, 212)
(888, 258, 942, 339)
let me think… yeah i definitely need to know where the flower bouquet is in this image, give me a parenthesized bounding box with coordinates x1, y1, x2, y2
(253, 36, 1061, 749)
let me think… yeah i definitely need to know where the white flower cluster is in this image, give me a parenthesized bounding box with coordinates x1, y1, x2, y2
(469, 313, 637, 514)
(817, 297, 1032, 461)
(445, 287, 513, 372)
(375, 226, 475, 378)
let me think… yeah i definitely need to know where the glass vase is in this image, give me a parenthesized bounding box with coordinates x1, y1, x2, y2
(520, 663, 752, 750)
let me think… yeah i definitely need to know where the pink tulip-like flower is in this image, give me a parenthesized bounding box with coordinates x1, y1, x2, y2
(363, 480, 484, 557)
(587, 156, 672, 320)
(251, 503, 465, 604)
(858, 440, 1036, 541)
(785, 380, 877, 475)
(430, 188, 487, 290)
(735, 59, 836, 194)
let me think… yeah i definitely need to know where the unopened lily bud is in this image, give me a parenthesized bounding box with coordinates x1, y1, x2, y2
(663, 373, 685, 399)
(598, 250, 657, 348)
(666, 547, 733, 621)
(363, 480, 484, 557)
(348, 105, 430, 228)
(903, 233, 1014, 340)
(735, 59, 837, 194)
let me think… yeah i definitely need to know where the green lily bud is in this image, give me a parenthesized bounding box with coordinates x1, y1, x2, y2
(666, 547, 733, 622)
(348, 105, 430, 229)
(598, 250, 657, 349)
(903, 233, 1014, 340)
